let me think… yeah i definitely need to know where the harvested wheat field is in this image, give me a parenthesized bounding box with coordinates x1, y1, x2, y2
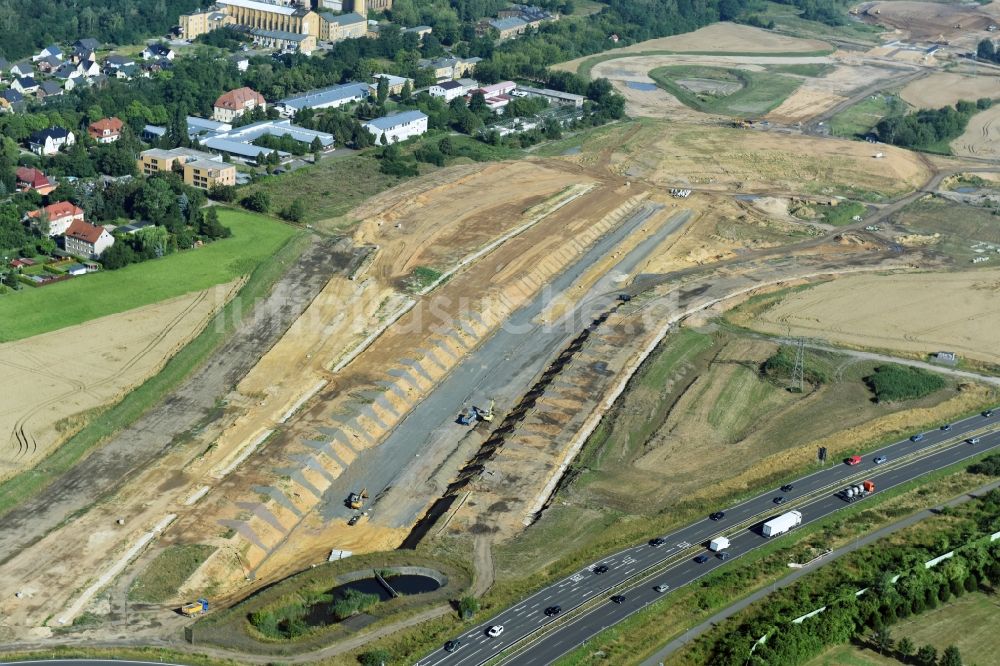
(554, 23, 831, 74)
(750, 270, 1000, 364)
(951, 104, 1000, 158)
(601, 121, 929, 198)
(900, 73, 1000, 109)
(0, 281, 238, 481)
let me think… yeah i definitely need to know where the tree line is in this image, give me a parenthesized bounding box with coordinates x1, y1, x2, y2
(875, 100, 990, 151)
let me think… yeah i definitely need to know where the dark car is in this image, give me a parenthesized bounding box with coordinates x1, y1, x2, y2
(444, 640, 461, 653)
(984, 409, 994, 418)
(649, 537, 666, 547)
(910, 434, 924, 442)
(780, 484, 794, 492)
(773, 496, 786, 505)
(347, 514, 360, 526)
(610, 595, 626, 604)
(940, 423, 952, 432)
(717, 551, 731, 561)
(694, 554, 710, 564)
(594, 564, 609, 574)
(709, 511, 725, 521)
(544, 605, 562, 616)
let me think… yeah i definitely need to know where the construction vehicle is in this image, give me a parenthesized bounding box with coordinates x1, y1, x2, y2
(478, 399, 495, 423)
(762, 510, 802, 538)
(839, 480, 875, 503)
(457, 407, 478, 426)
(181, 599, 209, 617)
(347, 488, 368, 510)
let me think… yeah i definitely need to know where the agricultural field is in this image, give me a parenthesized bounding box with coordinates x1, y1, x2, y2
(806, 592, 1000, 666)
(0, 208, 297, 342)
(952, 103, 1000, 159)
(648, 65, 803, 117)
(743, 269, 1000, 365)
(893, 196, 1000, 263)
(900, 73, 1000, 109)
(829, 93, 909, 138)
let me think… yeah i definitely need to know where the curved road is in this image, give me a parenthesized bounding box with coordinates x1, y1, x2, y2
(417, 408, 1000, 666)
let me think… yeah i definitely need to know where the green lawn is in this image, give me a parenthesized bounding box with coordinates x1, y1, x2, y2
(766, 63, 834, 77)
(0, 209, 297, 342)
(129, 544, 217, 603)
(648, 65, 803, 117)
(830, 94, 909, 138)
(575, 47, 834, 80)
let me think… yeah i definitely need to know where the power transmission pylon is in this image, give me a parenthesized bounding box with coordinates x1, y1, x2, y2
(789, 338, 805, 393)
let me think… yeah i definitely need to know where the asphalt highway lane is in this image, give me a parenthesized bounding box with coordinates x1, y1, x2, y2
(418, 408, 1000, 666)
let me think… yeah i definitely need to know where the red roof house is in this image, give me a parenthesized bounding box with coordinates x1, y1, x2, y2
(213, 86, 266, 122)
(87, 117, 124, 143)
(64, 219, 115, 259)
(15, 166, 56, 195)
(26, 201, 85, 236)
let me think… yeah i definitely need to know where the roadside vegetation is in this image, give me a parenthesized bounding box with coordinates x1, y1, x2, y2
(830, 94, 909, 139)
(865, 365, 947, 403)
(128, 544, 216, 603)
(875, 100, 991, 154)
(648, 65, 803, 117)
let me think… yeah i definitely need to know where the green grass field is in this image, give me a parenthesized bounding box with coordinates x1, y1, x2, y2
(0, 209, 297, 342)
(894, 196, 1000, 263)
(648, 65, 803, 117)
(129, 544, 217, 603)
(753, 0, 885, 43)
(830, 94, 909, 138)
(766, 63, 833, 77)
(574, 47, 834, 80)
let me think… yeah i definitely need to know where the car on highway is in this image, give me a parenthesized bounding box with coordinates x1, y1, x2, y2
(780, 484, 794, 492)
(444, 640, 461, 653)
(544, 605, 562, 616)
(654, 584, 669, 593)
(649, 537, 666, 547)
(610, 595, 627, 604)
(984, 409, 994, 418)
(846, 455, 862, 466)
(709, 511, 725, 521)
(910, 434, 924, 442)
(487, 625, 504, 637)
(941, 424, 952, 432)
(694, 554, 710, 564)
(593, 564, 609, 574)
(968, 437, 981, 445)
(773, 496, 786, 505)
(717, 551, 731, 561)
(874, 455, 887, 464)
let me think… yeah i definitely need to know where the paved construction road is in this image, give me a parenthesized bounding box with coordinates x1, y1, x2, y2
(418, 408, 1000, 666)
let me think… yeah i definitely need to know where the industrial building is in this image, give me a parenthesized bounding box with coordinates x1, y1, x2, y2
(276, 81, 370, 116)
(363, 110, 428, 144)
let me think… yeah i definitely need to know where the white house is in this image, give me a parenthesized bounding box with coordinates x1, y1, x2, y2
(64, 219, 114, 259)
(11, 76, 39, 94)
(29, 127, 75, 155)
(429, 79, 467, 102)
(9, 61, 33, 78)
(141, 43, 175, 60)
(25, 201, 85, 236)
(33, 45, 62, 62)
(363, 110, 428, 144)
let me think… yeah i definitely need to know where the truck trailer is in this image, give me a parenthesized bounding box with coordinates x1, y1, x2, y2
(709, 536, 730, 552)
(839, 479, 875, 503)
(761, 510, 802, 538)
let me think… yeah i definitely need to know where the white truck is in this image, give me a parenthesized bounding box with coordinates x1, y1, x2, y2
(762, 510, 802, 538)
(709, 536, 730, 552)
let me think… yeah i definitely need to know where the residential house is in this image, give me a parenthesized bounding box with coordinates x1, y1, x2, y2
(35, 55, 62, 74)
(141, 43, 175, 60)
(487, 16, 528, 40)
(64, 219, 114, 259)
(88, 117, 124, 143)
(103, 54, 136, 71)
(71, 39, 100, 63)
(37, 81, 64, 99)
(213, 86, 266, 123)
(9, 61, 33, 78)
(429, 79, 468, 101)
(371, 73, 412, 96)
(137, 147, 237, 189)
(0, 89, 25, 113)
(404, 25, 432, 38)
(15, 167, 56, 194)
(11, 76, 39, 94)
(418, 55, 481, 82)
(77, 58, 101, 77)
(248, 28, 316, 54)
(33, 45, 63, 62)
(234, 56, 250, 72)
(320, 12, 368, 41)
(29, 127, 75, 155)
(276, 82, 369, 117)
(73, 38, 101, 52)
(183, 159, 237, 190)
(26, 201, 85, 236)
(53, 62, 83, 88)
(363, 110, 428, 144)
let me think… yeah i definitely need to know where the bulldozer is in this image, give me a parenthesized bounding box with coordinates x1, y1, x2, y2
(347, 488, 368, 510)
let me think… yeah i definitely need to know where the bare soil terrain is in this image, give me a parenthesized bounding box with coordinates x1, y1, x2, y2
(859, 1, 1000, 47)
(0, 282, 237, 481)
(900, 72, 1000, 108)
(747, 269, 1000, 364)
(952, 104, 1000, 158)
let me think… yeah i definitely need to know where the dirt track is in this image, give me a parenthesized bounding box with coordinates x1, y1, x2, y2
(0, 235, 351, 567)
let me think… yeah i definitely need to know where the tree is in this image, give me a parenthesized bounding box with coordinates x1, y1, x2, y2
(458, 595, 478, 620)
(200, 206, 231, 238)
(240, 191, 270, 213)
(872, 627, 894, 655)
(898, 637, 916, 661)
(281, 198, 306, 223)
(468, 91, 487, 114)
(358, 648, 390, 665)
(376, 75, 389, 105)
(939, 645, 962, 666)
(978, 38, 996, 62)
(100, 240, 135, 269)
(438, 136, 455, 155)
(208, 184, 237, 202)
(400, 80, 413, 102)
(915, 644, 938, 666)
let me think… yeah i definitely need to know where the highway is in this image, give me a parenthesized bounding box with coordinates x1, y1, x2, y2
(417, 408, 1000, 666)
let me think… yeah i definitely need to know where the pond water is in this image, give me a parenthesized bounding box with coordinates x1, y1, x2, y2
(954, 187, 976, 193)
(626, 81, 657, 91)
(734, 194, 760, 201)
(302, 574, 441, 626)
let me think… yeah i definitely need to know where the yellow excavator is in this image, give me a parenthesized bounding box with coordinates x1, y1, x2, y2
(347, 488, 368, 510)
(478, 399, 495, 423)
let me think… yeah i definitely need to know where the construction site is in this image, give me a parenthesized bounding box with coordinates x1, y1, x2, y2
(5, 9, 1000, 666)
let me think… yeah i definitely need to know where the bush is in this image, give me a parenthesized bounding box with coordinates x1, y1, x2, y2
(359, 649, 391, 666)
(863, 365, 946, 403)
(762, 346, 829, 385)
(458, 595, 479, 620)
(968, 453, 1000, 476)
(241, 191, 271, 213)
(208, 184, 237, 202)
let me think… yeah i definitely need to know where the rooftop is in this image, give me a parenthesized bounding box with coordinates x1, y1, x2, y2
(278, 82, 369, 110)
(366, 110, 428, 130)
